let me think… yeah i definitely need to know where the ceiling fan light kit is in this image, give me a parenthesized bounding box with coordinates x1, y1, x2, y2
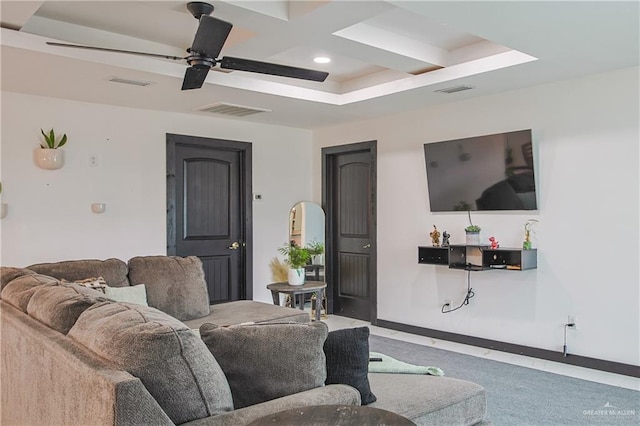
(46, 1, 329, 91)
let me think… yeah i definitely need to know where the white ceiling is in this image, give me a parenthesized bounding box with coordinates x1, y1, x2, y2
(1, 1, 638, 129)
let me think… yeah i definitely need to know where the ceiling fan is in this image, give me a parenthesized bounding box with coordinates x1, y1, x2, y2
(45, 1, 329, 90)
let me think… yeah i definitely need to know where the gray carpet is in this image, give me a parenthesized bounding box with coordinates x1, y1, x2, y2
(368, 334, 639, 425)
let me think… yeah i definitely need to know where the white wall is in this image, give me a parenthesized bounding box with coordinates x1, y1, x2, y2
(313, 67, 640, 366)
(0, 92, 313, 304)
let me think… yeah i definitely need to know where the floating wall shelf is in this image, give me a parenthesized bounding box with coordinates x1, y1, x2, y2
(418, 245, 537, 271)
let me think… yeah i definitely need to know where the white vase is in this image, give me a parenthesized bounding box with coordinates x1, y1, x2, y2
(466, 232, 480, 246)
(287, 268, 305, 286)
(312, 254, 324, 265)
(35, 148, 65, 170)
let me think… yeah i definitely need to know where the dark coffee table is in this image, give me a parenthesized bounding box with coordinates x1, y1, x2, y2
(249, 404, 416, 425)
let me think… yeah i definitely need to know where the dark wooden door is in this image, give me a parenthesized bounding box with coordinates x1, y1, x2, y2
(323, 141, 376, 323)
(167, 134, 252, 304)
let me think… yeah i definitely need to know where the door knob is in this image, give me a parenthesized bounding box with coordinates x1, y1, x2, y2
(362, 244, 371, 249)
(228, 241, 240, 250)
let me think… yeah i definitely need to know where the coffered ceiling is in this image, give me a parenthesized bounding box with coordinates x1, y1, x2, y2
(1, 1, 638, 129)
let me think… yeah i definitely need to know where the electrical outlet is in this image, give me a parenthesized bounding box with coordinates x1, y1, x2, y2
(88, 154, 99, 167)
(568, 315, 577, 329)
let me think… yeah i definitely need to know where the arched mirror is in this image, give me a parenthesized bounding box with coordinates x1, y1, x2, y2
(289, 201, 325, 280)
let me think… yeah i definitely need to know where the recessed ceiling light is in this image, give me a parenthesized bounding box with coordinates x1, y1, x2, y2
(314, 56, 331, 64)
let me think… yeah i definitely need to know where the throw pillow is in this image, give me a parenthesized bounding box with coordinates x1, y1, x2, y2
(103, 284, 148, 306)
(324, 326, 377, 404)
(69, 303, 233, 424)
(199, 322, 328, 409)
(61, 276, 107, 291)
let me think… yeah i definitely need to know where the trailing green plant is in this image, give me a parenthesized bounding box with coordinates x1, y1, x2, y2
(40, 129, 68, 149)
(465, 225, 481, 233)
(306, 240, 324, 256)
(278, 242, 311, 269)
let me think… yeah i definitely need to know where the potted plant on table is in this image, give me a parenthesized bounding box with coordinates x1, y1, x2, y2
(278, 242, 311, 285)
(465, 225, 481, 245)
(35, 128, 68, 170)
(306, 240, 325, 265)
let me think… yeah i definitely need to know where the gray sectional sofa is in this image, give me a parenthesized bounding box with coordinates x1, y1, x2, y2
(0, 255, 487, 425)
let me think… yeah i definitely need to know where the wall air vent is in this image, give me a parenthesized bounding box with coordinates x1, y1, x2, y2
(434, 85, 475, 94)
(195, 102, 271, 117)
(108, 77, 153, 87)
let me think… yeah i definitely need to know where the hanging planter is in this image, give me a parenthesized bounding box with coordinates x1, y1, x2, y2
(35, 148, 65, 170)
(35, 129, 67, 170)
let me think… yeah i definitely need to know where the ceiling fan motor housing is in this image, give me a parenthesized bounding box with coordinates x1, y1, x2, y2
(187, 2, 214, 19)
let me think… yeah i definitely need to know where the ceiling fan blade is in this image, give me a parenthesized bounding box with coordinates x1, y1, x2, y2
(190, 14, 233, 59)
(182, 65, 210, 90)
(46, 42, 184, 61)
(220, 56, 329, 82)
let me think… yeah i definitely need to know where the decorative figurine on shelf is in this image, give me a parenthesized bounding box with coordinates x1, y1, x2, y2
(489, 236, 500, 249)
(523, 219, 539, 250)
(442, 231, 450, 247)
(429, 225, 441, 247)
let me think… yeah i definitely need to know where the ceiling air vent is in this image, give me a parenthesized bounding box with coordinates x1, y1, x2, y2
(434, 85, 475, 94)
(195, 102, 271, 117)
(108, 77, 153, 87)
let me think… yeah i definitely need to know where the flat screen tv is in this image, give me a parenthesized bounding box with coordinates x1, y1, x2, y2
(423, 129, 537, 212)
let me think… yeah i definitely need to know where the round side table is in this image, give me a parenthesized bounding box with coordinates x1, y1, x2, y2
(266, 281, 326, 321)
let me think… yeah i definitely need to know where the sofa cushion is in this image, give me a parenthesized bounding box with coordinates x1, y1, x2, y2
(0, 274, 59, 312)
(199, 322, 328, 409)
(27, 284, 109, 334)
(127, 256, 209, 321)
(69, 303, 233, 424)
(0, 267, 36, 291)
(324, 326, 376, 404)
(367, 373, 487, 425)
(183, 300, 310, 329)
(27, 258, 130, 287)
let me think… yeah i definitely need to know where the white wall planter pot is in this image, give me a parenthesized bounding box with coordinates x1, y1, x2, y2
(287, 268, 305, 285)
(35, 148, 65, 170)
(466, 232, 480, 246)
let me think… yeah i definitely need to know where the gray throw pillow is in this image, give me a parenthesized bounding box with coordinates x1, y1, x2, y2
(127, 256, 209, 321)
(324, 326, 376, 404)
(199, 322, 328, 409)
(27, 284, 110, 334)
(69, 303, 233, 424)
